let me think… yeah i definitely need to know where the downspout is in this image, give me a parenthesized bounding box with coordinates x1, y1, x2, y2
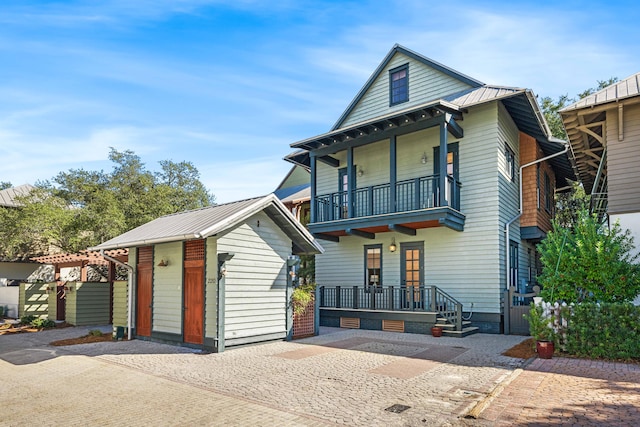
(504, 143, 569, 290)
(101, 250, 134, 341)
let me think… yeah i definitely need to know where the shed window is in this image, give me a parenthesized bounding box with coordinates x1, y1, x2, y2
(389, 65, 409, 105)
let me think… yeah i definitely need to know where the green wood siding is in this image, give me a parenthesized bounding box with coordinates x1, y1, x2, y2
(497, 101, 522, 292)
(152, 241, 183, 334)
(112, 280, 128, 328)
(279, 165, 310, 189)
(46, 282, 58, 320)
(316, 102, 512, 315)
(65, 282, 110, 326)
(341, 52, 473, 128)
(18, 282, 48, 319)
(218, 211, 291, 343)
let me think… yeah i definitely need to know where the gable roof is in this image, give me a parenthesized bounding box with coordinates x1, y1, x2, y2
(332, 44, 484, 130)
(90, 194, 323, 255)
(0, 184, 35, 207)
(561, 72, 640, 112)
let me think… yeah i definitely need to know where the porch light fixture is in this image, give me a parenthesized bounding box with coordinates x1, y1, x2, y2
(157, 259, 169, 267)
(389, 238, 397, 253)
(421, 152, 427, 164)
(357, 167, 364, 177)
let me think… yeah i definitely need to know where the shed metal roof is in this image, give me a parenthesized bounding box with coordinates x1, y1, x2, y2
(89, 194, 323, 255)
(0, 184, 35, 207)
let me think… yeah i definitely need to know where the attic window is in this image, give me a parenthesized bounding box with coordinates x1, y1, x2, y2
(389, 64, 409, 106)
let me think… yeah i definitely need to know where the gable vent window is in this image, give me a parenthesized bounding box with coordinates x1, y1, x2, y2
(389, 64, 409, 106)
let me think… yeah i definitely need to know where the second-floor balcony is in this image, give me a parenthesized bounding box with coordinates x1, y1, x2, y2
(310, 174, 464, 239)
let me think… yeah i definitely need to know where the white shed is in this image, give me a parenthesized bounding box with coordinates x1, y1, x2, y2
(90, 194, 322, 352)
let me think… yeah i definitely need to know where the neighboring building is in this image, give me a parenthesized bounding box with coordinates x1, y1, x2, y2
(0, 184, 43, 284)
(91, 194, 322, 352)
(561, 73, 640, 239)
(560, 73, 640, 303)
(284, 44, 573, 334)
(274, 165, 311, 222)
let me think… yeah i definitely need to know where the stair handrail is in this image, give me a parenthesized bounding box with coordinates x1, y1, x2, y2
(433, 286, 463, 331)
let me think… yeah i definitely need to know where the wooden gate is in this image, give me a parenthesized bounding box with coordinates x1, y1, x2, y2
(56, 283, 66, 321)
(505, 285, 540, 335)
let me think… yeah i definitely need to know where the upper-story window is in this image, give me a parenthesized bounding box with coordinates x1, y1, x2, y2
(389, 64, 409, 106)
(505, 143, 515, 181)
(544, 172, 553, 213)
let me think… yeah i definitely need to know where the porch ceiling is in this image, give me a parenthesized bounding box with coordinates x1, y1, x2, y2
(310, 208, 464, 242)
(285, 101, 463, 167)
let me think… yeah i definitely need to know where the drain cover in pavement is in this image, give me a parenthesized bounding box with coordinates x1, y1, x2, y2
(385, 404, 411, 413)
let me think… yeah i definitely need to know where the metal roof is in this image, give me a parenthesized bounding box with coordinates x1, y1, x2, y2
(274, 183, 310, 203)
(0, 184, 35, 207)
(285, 85, 575, 187)
(278, 185, 310, 204)
(559, 74, 640, 194)
(89, 194, 323, 255)
(561, 72, 640, 112)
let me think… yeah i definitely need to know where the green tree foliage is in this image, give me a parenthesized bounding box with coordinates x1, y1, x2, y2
(538, 212, 640, 303)
(541, 78, 619, 140)
(0, 181, 12, 190)
(0, 148, 215, 259)
(554, 181, 590, 229)
(296, 208, 315, 284)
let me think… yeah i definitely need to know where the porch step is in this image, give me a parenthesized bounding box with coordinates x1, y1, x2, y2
(442, 326, 480, 338)
(435, 319, 473, 330)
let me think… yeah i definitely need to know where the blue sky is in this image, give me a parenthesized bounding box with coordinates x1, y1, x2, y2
(1, 0, 639, 203)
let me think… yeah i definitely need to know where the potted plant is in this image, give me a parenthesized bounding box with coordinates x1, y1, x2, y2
(431, 325, 443, 337)
(291, 283, 315, 317)
(524, 303, 555, 359)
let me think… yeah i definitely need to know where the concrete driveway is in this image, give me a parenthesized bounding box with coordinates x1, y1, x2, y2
(1, 326, 638, 426)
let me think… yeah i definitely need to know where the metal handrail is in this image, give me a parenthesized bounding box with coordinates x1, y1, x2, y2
(314, 174, 461, 222)
(319, 285, 464, 330)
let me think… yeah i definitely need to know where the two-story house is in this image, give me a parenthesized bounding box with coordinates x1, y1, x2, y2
(285, 44, 574, 335)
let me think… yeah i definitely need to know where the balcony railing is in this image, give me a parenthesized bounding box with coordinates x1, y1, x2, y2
(314, 174, 461, 222)
(319, 285, 463, 330)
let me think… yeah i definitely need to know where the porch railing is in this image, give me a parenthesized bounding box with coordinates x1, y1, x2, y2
(314, 174, 461, 222)
(319, 285, 463, 331)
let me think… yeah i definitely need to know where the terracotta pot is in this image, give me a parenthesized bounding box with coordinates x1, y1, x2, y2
(431, 326, 443, 337)
(536, 340, 554, 359)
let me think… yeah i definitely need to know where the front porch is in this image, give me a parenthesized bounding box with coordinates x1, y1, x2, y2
(318, 285, 478, 337)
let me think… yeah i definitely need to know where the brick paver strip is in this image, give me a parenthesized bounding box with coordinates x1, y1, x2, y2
(370, 346, 468, 379)
(480, 356, 640, 426)
(274, 336, 372, 359)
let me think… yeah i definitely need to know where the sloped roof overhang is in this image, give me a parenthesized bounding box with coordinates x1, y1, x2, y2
(286, 101, 463, 167)
(89, 194, 323, 255)
(560, 73, 640, 193)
